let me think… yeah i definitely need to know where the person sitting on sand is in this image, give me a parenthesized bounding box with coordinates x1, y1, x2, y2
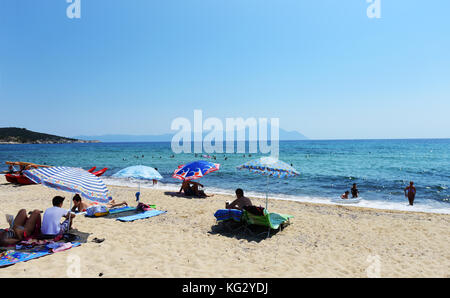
(351, 183, 359, 198)
(179, 180, 212, 198)
(7, 165, 15, 174)
(225, 189, 253, 210)
(41, 196, 76, 236)
(0, 209, 42, 246)
(341, 191, 350, 199)
(404, 181, 416, 206)
(71, 194, 128, 213)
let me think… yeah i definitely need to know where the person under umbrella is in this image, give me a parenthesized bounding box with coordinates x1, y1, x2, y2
(173, 160, 220, 198)
(237, 156, 299, 211)
(23, 166, 112, 234)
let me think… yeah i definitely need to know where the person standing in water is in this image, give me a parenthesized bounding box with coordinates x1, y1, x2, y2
(404, 181, 416, 206)
(351, 183, 359, 198)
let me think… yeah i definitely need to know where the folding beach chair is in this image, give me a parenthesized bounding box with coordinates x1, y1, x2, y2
(242, 209, 293, 238)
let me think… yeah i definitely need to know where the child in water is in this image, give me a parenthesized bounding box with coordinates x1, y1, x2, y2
(341, 191, 350, 199)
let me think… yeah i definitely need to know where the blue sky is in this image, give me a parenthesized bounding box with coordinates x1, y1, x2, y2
(1, 0, 449, 139)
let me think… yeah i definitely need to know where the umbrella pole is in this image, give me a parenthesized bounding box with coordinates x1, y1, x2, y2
(266, 175, 270, 238)
(265, 175, 269, 210)
(67, 195, 73, 233)
(138, 181, 141, 202)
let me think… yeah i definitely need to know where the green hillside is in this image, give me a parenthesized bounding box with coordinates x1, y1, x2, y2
(0, 127, 96, 144)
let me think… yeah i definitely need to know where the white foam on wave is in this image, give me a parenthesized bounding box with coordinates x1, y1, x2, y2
(102, 177, 450, 215)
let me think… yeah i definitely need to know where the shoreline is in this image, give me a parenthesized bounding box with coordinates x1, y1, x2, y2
(102, 177, 450, 215)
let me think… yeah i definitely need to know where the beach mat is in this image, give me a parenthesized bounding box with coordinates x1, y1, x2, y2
(108, 206, 137, 214)
(116, 210, 166, 222)
(0, 242, 81, 268)
(214, 209, 243, 222)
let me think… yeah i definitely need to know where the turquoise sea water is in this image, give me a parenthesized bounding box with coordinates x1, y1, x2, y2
(1, 139, 449, 214)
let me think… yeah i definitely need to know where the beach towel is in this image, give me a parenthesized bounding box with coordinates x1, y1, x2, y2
(243, 210, 293, 230)
(214, 209, 243, 222)
(0, 242, 81, 267)
(116, 210, 166, 222)
(107, 206, 137, 215)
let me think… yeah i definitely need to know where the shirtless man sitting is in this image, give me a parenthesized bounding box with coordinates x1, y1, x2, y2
(226, 189, 253, 210)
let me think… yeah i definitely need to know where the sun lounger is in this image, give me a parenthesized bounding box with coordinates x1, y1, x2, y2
(116, 210, 166, 222)
(243, 210, 293, 230)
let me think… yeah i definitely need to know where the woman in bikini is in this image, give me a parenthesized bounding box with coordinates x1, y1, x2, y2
(179, 180, 212, 198)
(0, 209, 42, 246)
(404, 181, 416, 206)
(71, 194, 128, 213)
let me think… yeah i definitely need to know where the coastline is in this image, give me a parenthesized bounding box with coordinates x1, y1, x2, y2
(0, 140, 100, 144)
(102, 177, 450, 215)
(0, 175, 449, 277)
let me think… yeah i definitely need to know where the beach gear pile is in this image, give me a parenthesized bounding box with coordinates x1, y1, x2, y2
(86, 205, 110, 217)
(214, 206, 293, 236)
(0, 240, 81, 267)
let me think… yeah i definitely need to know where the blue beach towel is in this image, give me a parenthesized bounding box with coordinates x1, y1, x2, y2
(116, 210, 166, 222)
(0, 242, 81, 267)
(214, 209, 243, 222)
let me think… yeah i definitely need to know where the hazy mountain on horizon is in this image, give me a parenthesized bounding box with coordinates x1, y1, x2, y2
(74, 128, 308, 142)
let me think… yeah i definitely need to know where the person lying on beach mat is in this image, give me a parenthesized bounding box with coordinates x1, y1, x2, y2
(225, 188, 253, 211)
(179, 180, 213, 198)
(71, 194, 128, 213)
(0, 209, 42, 246)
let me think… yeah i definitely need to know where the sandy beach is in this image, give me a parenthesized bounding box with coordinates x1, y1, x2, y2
(0, 175, 449, 278)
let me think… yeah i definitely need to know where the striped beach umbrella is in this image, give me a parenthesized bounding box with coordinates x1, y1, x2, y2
(237, 156, 299, 210)
(172, 160, 220, 181)
(23, 167, 111, 203)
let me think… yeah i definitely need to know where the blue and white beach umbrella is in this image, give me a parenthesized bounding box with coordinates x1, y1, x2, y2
(237, 156, 299, 209)
(24, 166, 111, 203)
(112, 165, 163, 201)
(24, 166, 112, 232)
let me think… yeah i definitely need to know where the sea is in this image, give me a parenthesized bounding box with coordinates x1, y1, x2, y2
(1, 139, 449, 214)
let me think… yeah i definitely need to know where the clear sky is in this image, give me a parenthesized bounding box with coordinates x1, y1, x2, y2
(1, 0, 449, 139)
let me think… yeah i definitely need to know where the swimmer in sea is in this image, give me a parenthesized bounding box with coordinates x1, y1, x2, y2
(341, 191, 350, 200)
(404, 181, 416, 206)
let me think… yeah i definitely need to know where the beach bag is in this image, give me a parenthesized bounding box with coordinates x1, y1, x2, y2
(243, 205, 265, 216)
(86, 205, 109, 217)
(136, 202, 154, 212)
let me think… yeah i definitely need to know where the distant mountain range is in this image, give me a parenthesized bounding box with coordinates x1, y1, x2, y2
(0, 127, 99, 144)
(75, 128, 308, 142)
